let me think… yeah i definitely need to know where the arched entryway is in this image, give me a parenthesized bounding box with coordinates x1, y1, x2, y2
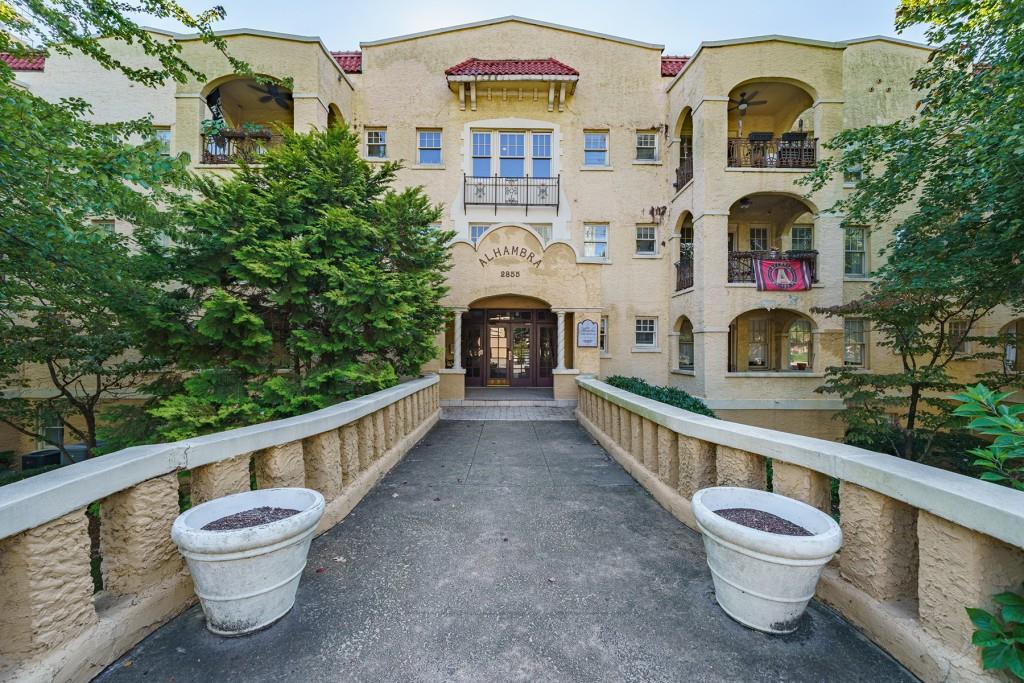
(727, 308, 817, 372)
(461, 295, 557, 387)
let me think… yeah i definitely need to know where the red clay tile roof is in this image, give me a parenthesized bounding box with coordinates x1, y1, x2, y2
(1, 53, 45, 71)
(331, 51, 361, 73)
(445, 58, 579, 77)
(661, 55, 689, 77)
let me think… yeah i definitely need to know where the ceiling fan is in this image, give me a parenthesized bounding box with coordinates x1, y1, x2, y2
(729, 91, 767, 116)
(248, 82, 293, 109)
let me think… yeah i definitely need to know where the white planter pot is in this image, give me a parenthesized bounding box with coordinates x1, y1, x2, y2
(691, 486, 842, 634)
(171, 487, 325, 636)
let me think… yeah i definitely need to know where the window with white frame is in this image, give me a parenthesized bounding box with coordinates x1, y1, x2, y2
(845, 226, 868, 276)
(635, 131, 657, 161)
(584, 224, 608, 259)
(470, 224, 490, 244)
(599, 316, 609, 354)
(950, 319, 971, 354)
(532, 133, 552, 177)
(787, 319, 812, 370)
(634, 317, 657, 347)
(499, 132, 525, 177)
(529, 223, 553, 242)
(844, 318, 867, 367)
(417, 129, 442, 165)
(584, 131, 609, 167)
(748, 318, 769, 368)
(1005, 320, 1021, 371)
(635, 225, 657, 255)
(791, 225, 813, 251)
(677, 320, 694, 369)
(472, 131, 492, 176)
(679, 224, 694, 246)
(154, 127, 172, 156)
(749, 226, 769, 251)
(38, 408, 64, 448)
(366, 128, 387, 159)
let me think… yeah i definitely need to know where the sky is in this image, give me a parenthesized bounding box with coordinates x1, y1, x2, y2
(134, 0, 930, 54)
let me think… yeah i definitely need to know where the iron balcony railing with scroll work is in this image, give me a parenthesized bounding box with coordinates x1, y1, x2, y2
(727, 137, 817, 169)
(201, 129, 281, 164)
(675, 247, 694, 291)
(728, 250, 819, 284)
(674, 157, 694, 190)
(463, 175, 560, 215)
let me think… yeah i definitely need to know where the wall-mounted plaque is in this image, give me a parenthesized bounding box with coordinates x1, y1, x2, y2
(577, 318, 599, 348)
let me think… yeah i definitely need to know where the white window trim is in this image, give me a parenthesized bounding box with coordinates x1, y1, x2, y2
(415, 128, 443, 167)
(583, 223, 610, 261)
(365, 127, 388, 160)
(469, 127, 555, 178)
(843, 318, 869, 368)
(950, 320, 972, 355)
(634, 224, 658, 257)
(583, 130, 610, 168)
(633, 317, 659, 350)
(844, 226, 869, 277)
(599, 315, 610, 357)
(634, 130, 659, 163)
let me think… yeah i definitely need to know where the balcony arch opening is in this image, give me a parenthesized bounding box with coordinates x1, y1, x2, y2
(726, 79, 815, 169)
(1000, 319, 1024, 373)
(673, 107, 693, 189)
(200, 75, 293, 164)
(727, 193, 818, 285)
(727, 308, 817, 373)
(674, 316, 695, 370)
(674, 211, 694, 291)
(327, 103, 345, 129)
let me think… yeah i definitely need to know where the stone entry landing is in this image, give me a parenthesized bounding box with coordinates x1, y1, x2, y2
(96, 421, 913, 682)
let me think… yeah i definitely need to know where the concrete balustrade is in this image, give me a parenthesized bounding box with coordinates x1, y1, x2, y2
(0, 375, 440, 683)
(576, 376, 1024, 683)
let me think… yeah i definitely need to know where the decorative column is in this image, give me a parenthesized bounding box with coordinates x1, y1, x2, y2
(555, 310, 567, 371)
(452, 309, 464, 370)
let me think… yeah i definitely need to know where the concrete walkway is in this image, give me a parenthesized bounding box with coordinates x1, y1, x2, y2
(96, 421, 914, 682)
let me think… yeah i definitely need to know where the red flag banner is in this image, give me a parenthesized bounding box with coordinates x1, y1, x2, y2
(753, 258, 812, 291)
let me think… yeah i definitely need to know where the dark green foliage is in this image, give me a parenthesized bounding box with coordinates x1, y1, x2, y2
(144, 125, 454, 440)
(952, 384, 1024, 491)
(967, 583, 1024, 679)
(605, 376, 716, 418)
(0, 464, 62, 487)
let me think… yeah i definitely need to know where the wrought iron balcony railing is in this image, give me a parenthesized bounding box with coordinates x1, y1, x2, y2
(674, 157, 694, 190)
(675, 257, 694, 291)
(727, 136, 817, 169)
(201, 130, 282, 165)
(728, 250, 819, 284)
(463, 175, 560, 215)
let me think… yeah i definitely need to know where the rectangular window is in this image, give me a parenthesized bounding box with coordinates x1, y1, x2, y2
(92, 219, 115, 233)
(417, 129, 442, 165)
(599, 316, 609, 354)
(635, 225, 657, 255)
(154, 127, 172, 156)
(634, 318, 657, 347)
(499, 132, 525, 177)
(791, 225, 813, 251)
(748, 319, 769, 368)
(472, 131, 491, 176)
(678, 327, 694, 370)
(635, 131, 657, 161)
(845, 227, 868, 276)
(950, 320, 971, 354)
(749, 226, 769, 251)
(366, 128, 387, 159)
(532, 132, 552, 177)
(38, 408, 64, 448)
(844, 319, 867, 367)
(584, 131, 609, 167)
(584, 224, 608, 259)
(530, 224, 553, 243)
(470, 224, 489, 244)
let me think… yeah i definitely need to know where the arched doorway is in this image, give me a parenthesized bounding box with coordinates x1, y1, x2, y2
(463, 295, 556, 387)
(727, 308, 817, 372)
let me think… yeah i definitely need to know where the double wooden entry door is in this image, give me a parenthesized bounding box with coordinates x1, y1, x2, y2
(462, 309, 556, 387)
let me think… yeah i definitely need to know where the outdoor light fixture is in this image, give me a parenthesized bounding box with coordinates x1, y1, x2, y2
(739, 196, 751, 209)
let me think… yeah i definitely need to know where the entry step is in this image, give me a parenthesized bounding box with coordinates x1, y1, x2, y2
(441, 399, 577, 408)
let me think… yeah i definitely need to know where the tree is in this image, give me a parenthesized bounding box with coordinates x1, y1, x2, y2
(0, 1, 251, 460)
(145, 125, 454, 440)
(803, 0, 1024, 460)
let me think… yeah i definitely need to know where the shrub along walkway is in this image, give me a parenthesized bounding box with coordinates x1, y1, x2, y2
(96, 420, 913, 682)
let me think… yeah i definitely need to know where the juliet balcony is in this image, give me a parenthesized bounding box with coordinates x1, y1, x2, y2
(463, 174, 561, 214)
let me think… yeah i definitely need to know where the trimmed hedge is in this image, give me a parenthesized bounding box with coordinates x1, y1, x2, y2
(604, 376, 716, 418)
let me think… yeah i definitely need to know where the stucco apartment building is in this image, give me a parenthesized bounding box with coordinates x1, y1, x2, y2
(5, 15, 1022, 448)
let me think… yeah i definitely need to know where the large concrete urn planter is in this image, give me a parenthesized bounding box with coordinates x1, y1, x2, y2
(692, 486, 842, 634)
(171, 488, 325, 636)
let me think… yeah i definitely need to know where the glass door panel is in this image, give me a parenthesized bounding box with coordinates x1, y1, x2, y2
(487, 325, 509, 386)
(537, 325, 555, 386)
(499, 133, 525, 177)
(510, 326, 532, 386)
(462, 323, 484, 385)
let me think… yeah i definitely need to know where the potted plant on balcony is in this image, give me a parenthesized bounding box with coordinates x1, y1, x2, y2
(691, 486, 842, 633)
(171, 487, 325, 636)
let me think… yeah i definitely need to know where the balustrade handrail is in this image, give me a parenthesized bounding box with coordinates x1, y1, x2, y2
(201, 130, 282, 165)
(674, 257, 694, 290)
(0, 374, 439, 540)
(728, 249, 818, 283)
(727, 136, 817, 169)
(576, 376, 1024, 548)
(463, 174, 560, 214)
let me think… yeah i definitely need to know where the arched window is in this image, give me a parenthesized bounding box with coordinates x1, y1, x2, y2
(678, 320, 694, 370)
(788, 319, 812, 370)
(1005, 319, 1022, 372)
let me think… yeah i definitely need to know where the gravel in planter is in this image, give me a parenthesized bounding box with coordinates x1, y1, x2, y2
(201, 507, 300, 531)
(714, 507, 812, 536)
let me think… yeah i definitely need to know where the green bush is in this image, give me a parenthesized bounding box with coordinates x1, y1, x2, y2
(966, 584, 1024, 679)
(952, 384, 1024, 491)
(604, 376, 716, 418)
